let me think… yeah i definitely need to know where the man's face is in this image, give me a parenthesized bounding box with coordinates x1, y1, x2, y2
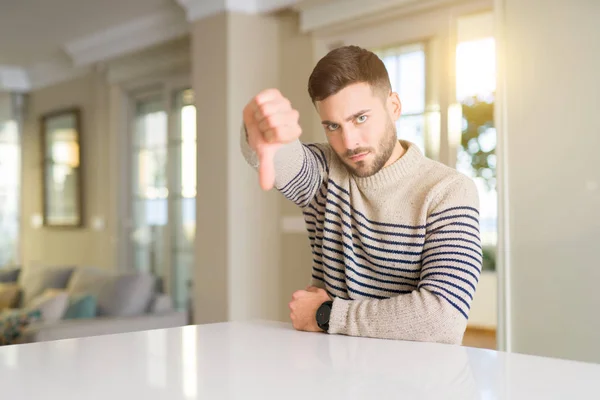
(316, 82, 402, 177)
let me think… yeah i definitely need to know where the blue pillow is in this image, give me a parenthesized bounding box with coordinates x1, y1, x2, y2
(64, 294, 97, 319)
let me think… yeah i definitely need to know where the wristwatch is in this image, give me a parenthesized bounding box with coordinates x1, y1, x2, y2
(316, 301, 333, 332)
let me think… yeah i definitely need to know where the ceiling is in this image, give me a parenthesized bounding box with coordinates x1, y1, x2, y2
(0, 0, 181, 66)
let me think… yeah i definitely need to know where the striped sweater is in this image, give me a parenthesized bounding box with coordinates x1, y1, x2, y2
(241, 131, 482, 345)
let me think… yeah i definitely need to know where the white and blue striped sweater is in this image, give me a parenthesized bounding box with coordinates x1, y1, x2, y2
(242, 133, 482, 344)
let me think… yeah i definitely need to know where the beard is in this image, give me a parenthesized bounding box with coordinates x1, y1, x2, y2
(340, 118, 398, 178)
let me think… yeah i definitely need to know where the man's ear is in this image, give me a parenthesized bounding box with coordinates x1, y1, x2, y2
(388, 92, 402, 121)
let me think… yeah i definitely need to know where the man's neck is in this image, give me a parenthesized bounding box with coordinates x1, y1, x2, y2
(383, 140, 406, 169)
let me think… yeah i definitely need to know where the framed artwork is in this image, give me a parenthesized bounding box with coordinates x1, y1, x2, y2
(40, 108, 83, 228)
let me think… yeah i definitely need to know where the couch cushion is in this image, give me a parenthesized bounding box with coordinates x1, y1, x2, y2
(27, 291, 69, 323)
(96, 272, 156, 317)
(19, 265, 76, 306)
(0, 283, 21, 311)
(0, 267, 21, 283)
(67, 266, 111, 296)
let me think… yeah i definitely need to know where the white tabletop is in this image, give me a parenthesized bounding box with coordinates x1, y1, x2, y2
(1, 320, 599, 399)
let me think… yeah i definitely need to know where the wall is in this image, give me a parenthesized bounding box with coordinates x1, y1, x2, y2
(500, 0, 600, 363)
(191, 11, 282, 324)
(21, 72, 116, 270)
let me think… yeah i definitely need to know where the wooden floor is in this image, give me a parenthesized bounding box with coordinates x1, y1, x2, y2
(462, 327, 496, 350)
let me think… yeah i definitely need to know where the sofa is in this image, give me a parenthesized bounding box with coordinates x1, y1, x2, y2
(0, 264, 188, 344)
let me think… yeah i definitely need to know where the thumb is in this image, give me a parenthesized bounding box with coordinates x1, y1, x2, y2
(257, 145, 277, 191)
(306, 286, 319, 293)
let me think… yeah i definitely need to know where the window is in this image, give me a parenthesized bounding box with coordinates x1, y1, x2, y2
(0, 112, 21, 267)
(375, 44, 427, 153)
(455, 15, 497, 270)
(129, 86, 196, 312)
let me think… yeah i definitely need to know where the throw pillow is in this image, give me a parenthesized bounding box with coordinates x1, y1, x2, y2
(0, 267, 21, 283)
(0, 309, 42, 346)
(63, 293, 97, 319)
(18, 265, 75, 306)
(27, 291, 69, 323)
(0, 283, 21, 311)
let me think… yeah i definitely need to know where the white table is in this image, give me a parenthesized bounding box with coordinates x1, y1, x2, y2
(1, 320, 599, 399)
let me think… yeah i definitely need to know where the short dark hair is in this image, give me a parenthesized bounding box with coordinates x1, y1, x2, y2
(307, 45, 391, 103)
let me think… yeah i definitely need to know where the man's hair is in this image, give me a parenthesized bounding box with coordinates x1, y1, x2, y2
(308, 45, 391, 103)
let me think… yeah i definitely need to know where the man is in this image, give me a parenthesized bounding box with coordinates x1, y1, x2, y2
(241, 45, 481, 345)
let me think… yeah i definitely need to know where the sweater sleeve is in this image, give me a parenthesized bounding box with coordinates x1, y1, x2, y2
(239, 124, 330, 208)
(327, 173, 482, 344)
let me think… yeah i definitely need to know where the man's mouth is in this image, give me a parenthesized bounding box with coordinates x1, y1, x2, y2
(348, 152, 369, 162)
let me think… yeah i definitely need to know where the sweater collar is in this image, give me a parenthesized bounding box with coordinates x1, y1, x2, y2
(353, 140, 423, 189)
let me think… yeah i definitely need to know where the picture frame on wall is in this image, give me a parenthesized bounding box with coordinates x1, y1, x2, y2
(40, 107, 83, 228)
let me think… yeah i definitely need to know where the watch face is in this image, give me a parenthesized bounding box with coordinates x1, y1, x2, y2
(316, 302, 331, 325)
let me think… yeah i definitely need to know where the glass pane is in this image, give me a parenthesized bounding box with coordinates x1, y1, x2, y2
(455, 36, 497, 261)
(173, 197, 196, 251)
(396, 115, 425, 153)
(0, 143, 20, 187)
(133, 198, 168, 228)
(135, 98, 167, 148)
(0, 120, 18, 143)
(134, 148, 167, 198)
(44, 164, 80, 226)
(398, 50, 426, 114)
(172, 251, 193, 310)
(133, 242, 165, 281)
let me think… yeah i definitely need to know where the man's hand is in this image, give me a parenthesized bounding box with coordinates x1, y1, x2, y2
(243, 89, 302, 191)
(288, 286, 331, 332)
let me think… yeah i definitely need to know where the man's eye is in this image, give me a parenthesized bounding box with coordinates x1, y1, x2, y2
(327, 124, 339, 131)
(356, 115, 368, 123)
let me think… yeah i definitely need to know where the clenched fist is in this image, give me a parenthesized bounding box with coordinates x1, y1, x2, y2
(243, 89, 302, 190)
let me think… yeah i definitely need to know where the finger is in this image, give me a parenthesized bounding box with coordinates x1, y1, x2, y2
(256, 111, 294, 134)
(253, 99, 291, 123)
(306, 286, 319, 293)
(254, 88, 283, 106)
(257, 145, 277, 191)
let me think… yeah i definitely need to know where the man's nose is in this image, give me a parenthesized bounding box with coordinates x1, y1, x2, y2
(342, 126, 361, 150)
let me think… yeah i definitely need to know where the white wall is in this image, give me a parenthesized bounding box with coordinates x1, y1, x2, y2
(499, 0, 600, 363)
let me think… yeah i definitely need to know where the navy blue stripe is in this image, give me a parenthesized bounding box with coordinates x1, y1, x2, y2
(317, 251, 420, 282)
(311, 275, 348, 300)
(429, 230, 480, 240)
(323, 217, 424, 248)
(354, 243, 421, 265)
(306, 228, 316, 234)
(279, 148, 308, 194)
(421, 252, 482, 266)
(346, 274, 413, 296)
(306, 144, 329, 174)
(326, 200, 426, 238)
(419, 283, 471, 309)
(423, 279, 473, 300)
(420, 265, 480, 283)
(428, 221, 480, 234)
(425, 237, 482, 249)
(286, 156, 317, 204)
(421, 244, 482, 257)
(427, 213, 479, 228)
(318, 257, 417, 288)
(329, 180, 427, 230)
(430, 206, 479, 218)
(420, 272, 477, 292)
(427, 289, 468, 319)
(305, 220, 316, 227)
(347, 285, 387, 300)
(322, 241, 420, 268)
(320, 244, 420, 274)
(304, 144, 326, 172)
(322, 225, 422, 257)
